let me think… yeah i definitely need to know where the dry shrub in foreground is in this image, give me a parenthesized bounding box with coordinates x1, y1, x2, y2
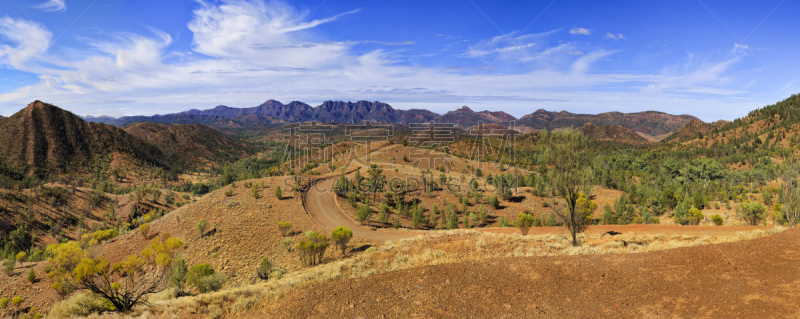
(126, 226, 786, 318)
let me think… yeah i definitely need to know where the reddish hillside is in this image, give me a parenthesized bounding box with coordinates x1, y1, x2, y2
(580, 122, 648, 143)
(123, 122, 253, 166)
(441, 106, 518, 129)
(519, 109, 698, 136)
(664, 119, 729, 142)
(0, 101, 169, 177)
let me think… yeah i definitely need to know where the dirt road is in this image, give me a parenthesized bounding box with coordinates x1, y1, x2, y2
(304, 175, 421, 242)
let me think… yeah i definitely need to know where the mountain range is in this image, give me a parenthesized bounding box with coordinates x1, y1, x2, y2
(84, 99, 703, 137)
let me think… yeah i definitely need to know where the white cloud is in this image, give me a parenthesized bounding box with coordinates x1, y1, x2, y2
(605, 33, 626, 41)
(0, 16, 52, 69)
(34, 0, 66, 12)
(732, 43, 749, 53)
(569, 27, 590, 35)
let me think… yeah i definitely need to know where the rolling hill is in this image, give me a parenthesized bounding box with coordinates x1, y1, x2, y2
(580, 122, 647, 144)
(0, 101, 171, 177)
(518, 109, 698, 136)
(123, 122, 255, 166)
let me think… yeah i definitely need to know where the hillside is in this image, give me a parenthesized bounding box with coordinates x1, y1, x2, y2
(663, 119, 729, 142)
(441, 106, 517, 129)
(123, 122, 253, 166)
(518, 109, 698, 136)
(0, 101, 171, 177)
(580, 122, 648, 143)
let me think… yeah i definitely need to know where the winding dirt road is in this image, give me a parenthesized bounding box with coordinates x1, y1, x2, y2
(304, 175, 421, 242)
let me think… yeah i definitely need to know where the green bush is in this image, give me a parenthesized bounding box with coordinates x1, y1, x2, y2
(277, 222, 292, 237)
(186, 263, 217, 293)
(256, 257, 273, 280)
(498, 216, 510, 227)
(296, 231, 329, 266)
(487, 195, 500, 209)
(274, 186, 282, 199)
(199, 273, 227, 293)
(515, 213, 534, 235)
(196, 219, 207, 238)
(3, 259, 13, 276)
(331, 226, 353, 256)
(711, 214, 724, 226)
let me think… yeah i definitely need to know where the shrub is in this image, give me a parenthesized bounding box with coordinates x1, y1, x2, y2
(280, 238, 294, 252)
(46, 235, 184, 312)
(27, 267, 36, 283)
(138, 223, 150, 240)
(392, 217, 401, 229)
(296, 231, 329, 266)
(186, 263, 216, 293)
(256, 257, 274, 281)
(488, 195, 500, 209)
(274, 187, 282, 199)
(196, 219, 207, 238)
(252, 187, 260, 199)
(515, 213, 534, 235)
(498, 216, 510, 227)
(647, 216, 660, 224)
(277, 222, 292, 237)
(224, 189, 233, 197)
(331, 226, 353, 256)
(711, 214, 724, 226)
(356, 204, 372, 225)
(3, 259, 13, 276)
(199, 273, 227, 293)
(48, 292, 116, 318)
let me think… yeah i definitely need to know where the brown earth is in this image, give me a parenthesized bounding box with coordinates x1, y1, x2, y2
(254, 226, 800, 318)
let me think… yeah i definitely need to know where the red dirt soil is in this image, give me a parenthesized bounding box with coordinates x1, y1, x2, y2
(253, 227, 800, 318)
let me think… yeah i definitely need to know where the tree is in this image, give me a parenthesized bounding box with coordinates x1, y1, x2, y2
(47, 235, 184, 312)
(542, 129, 595, 246)
(11, 297, 22, 318)
(296, 231, 329, 266)
(515, 213, 534, 235)
(27, 267, 36, 283)
(256, 257, 273, 280)
(781, 162, 800, 226)
(169, 256, 189, 297)
(196, 219, 207, 238)
(138, 223, 151, 240)
(277, 222, 292, 237)
(740, 202, 766, 225)
(275, 186, 282, 199)
(3, 259, 13, 276)
(367, 164, 385, 202)
(15, 251, 26, 266)
(331, 226, 353, 256)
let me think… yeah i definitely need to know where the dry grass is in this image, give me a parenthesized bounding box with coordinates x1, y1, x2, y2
(85, 226, 786, 318)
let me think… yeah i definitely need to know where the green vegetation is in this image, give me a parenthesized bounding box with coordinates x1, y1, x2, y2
(296, 231, 329, 266)
(331, 226, 353, 256)
(186, 263, 226, 293)
(196, 219, 207, 238)
(515, 213, 534, 236)
(277, 222, 292, 237)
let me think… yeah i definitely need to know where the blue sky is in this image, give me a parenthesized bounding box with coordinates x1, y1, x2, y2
(0, 0, 797, 121)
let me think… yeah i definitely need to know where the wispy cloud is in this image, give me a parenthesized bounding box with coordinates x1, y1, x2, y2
(33, 0, 66, 12)
(569, 27, 591, 35)
(732, 43, 750, 53)
(605, 33, 626, 40)
(0, 17, 52, 69)
(364, 40, 415, 45)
